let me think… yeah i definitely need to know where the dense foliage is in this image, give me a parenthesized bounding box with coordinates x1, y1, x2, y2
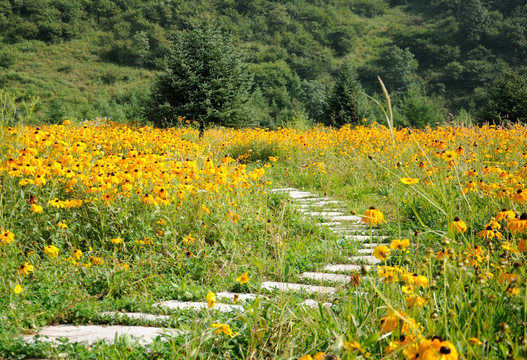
(0, 0, 526, 125)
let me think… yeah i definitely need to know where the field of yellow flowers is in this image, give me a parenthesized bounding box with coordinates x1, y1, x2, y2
(0, 119, 526, 359)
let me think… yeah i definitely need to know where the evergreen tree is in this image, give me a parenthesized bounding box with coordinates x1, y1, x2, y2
(324, 63, 370, 127)
(144, 22, 255, 129)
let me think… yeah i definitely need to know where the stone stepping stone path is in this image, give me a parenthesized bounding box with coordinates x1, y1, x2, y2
(24, 325, 182, 345)
(26, 187, 389, 347)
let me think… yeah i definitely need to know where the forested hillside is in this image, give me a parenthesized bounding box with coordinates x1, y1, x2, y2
(1, 0, 526, 126)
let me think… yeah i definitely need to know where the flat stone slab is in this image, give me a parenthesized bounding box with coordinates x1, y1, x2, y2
(357, 248, 374, 254)
(100, 312, 170, 322)
(300, 272, 351, 283)
(361, 242, 384, 248)
(324, 264, 362, 272)
(302, 211, 344, 217)
(25, 325, 180, 345)
(156, 301, 244, 313)
(342, 235, 389, 241)
(261, 281, 336, 294)
(288, 191, 317, 199)
(216, 292, 257, 302)
(316, 222, 342, 227)
(348, 255, 381, 264)
(302, 299, 332, 308)
(269, 188, 299, 192)
(328, 215, 363, 222)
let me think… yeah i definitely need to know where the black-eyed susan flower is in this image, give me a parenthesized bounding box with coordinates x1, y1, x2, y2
(513, 189, 527, 204)
(110, 238, 123, 245)
(30, 203, 43, 213)
(19, 262, 34, 276)
(236, 271, 250, 285)
(496, 209, 515, 221)
(506, 213, 527, 234)
(206, 291, 215, 308)
(374, 245, 391, 261)
(448, 217, 467, 233)
(73, 249, 83, 260)
(405, 294, 427, 308)
(211, 323, 237, 337)
(400, 177, 419, 185)
(43, 245, 59, 258)
(477, 226, 502, 240)
(390, 238, 410, 251)
(362, 207, 386, 226)
(14, 284, 23, 294)
(418, 337, 458, 360)
(0, 229, 14, 245)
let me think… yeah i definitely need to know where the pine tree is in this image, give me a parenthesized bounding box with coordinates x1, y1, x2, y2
(325, 63, 370, 127)
(144, 22, 255, 130)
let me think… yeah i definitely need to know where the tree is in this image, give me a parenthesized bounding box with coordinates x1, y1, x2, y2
(144, 22, 255, 129)
(324, 62, 370, 127)
(479, 71, 527, 123)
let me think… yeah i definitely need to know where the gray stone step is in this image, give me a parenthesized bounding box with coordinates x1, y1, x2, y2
(288, 191, 317, 199)
(328, 215, 364, 222)
(216, 292, 257, 302)
(269, 188, 300, 192)
(156, 301, 244, 313)
(342, 235, 389, 242)
(302, 299, 333, 308)
(261, 281, 336, 294)
(24, 325, 181, 345)
(301, 211, 344, 217)
(316, 222, 343, 227)
(348, 255, 381, 265)
(357, 248, 374, 254)
(100, 312, 170, 322)
(299, 272, 350, 283)
(324, 264, 363, 272)
(361, 242, 384, 248)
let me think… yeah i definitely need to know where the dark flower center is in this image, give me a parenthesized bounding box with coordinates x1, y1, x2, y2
(440, 346, 452, 354)
(369, 206, 376, 210)
(454, 217, 461, 222)
(520, 213, 527, 220)
(486, 226, 493, 231)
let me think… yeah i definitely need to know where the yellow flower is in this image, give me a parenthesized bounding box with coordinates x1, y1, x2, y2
(236, 271, 250, 285)
(206, 291, 216, 308)
(496, 209, 515, 221)
(201, 204, 210, 214)
(44, 245, 59, 258)
(419, 338, 459, 360)
(211, 323, 237, 337)
(468, 337, 483, 345)
(400, 177, 419, 184)
(73, 249, 83, 260)
(19, 262, 34, 276)
(14, 284, 23, 294)
(90, 257, 104, 265)
(506, 213, 527, 234)
(0, 229, 15, 245)
(362, 207, 386, 226)
(30, 203, 43, 213)
(110, 238, 123, 245)
(405, 294, 427, 308)
(268, 156, 278, 162)
(374, 245, 391, 261)
(390, 238, 410, 251)
(182, 234, 195, 244)
(57, 222, 68, 229)
(448, 217, 467, 233)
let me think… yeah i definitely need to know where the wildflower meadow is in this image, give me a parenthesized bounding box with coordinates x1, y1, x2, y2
(0, 117, 526, 359)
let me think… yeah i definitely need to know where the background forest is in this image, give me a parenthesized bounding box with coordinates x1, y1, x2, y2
(1, 0, 526, 127)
